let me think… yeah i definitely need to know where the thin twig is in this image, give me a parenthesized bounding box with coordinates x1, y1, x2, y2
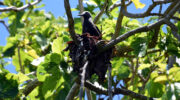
(18, 47, 25, 74)
(93, 0, 109, 24)
(0, 0, 41, 12)
(0, 20, 10, 33)
(109, 0, 132, 12)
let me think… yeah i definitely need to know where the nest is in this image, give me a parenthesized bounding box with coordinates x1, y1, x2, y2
(64, 33, 113, 82)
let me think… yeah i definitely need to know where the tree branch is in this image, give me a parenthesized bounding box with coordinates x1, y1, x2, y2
(65, 83, 80, 100)
(64, 0, 78, 44)
(0, 20, 10, 33)
(93, 0, 109, 24)
(85, 88, 92, 100)
(0, 0, 41, 12)
(78, 0, 84, 23)
(164, 20, 180, 41)
(23, 78, 42, 96)
(108, 64, 112, 100)
(109, 0, 132, 12)
(122, 0, 175, 18)
(112, 0, 124, 39)
(99, 0, 180, 53)
(76, 80, 154, 100)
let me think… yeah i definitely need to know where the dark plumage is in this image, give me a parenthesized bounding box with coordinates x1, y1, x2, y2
(78, 11, 101, 37)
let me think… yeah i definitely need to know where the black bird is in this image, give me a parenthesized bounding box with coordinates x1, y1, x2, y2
(78, 11, 101, 37)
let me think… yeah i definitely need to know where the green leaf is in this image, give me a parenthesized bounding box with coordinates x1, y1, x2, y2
(145, 80, 164, 98)
(131, 0, 145, 9)
(138, 64, 151, 70)
(52, 37, 65, 54)
(0, 73, 19, 98)
(154, 75, 167, 83)
(12, 48, 34, 73)
(130, 37, 147, 57)
(34, 33, 49, 51)
(162, 83, 180, 100)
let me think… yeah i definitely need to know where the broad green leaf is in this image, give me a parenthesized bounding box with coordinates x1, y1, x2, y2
(145, 80, 165, 97)
(154, 75, 167, 83)
(27, 49, 39, 59)
(154, 61, 166, 71)
(138, 64, 151, 70)
(132, 0, 145, 9)
(52, 37, 65, 54)
(12, 48, 34, 73)
(17, 72, 30, 83)
(130, 37, 147, 57)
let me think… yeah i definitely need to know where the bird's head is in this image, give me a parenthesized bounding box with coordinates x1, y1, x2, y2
(78, 11, 92, 19)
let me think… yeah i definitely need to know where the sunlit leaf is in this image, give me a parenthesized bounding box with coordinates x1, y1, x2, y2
(131, 0, 145, 9)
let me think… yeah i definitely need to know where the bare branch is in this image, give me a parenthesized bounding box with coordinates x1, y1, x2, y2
(85, 88, 92, 100)
(0, 20, 10, 33)
(65, 83, 80, 100)
(164, 20, 180, 41)
(93, 0, 109, 24)
(108, 64, 112, 100)
(112, 0, 125, 39)
(0, 0, 41, 12)
(99, 0, 180, 53)
(109, 0, 132, 12)
(100, 19, 165, 52)
(64, 0, 78, 44)
(149, 13, 180, 21)
(80, 61, 89, 100)
(75, 80, 154, 100)
(122, 0, 175, 18)
(78, 0, 84, 23)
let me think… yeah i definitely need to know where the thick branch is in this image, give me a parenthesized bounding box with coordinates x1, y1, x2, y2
(0, 0, 41, 12)
(112, 0, 124, 39)
(64, 0, 78, 44)
(76, 80, 153, 100)
(93, 0, 109, 24)
(101, 19, 164, 52)
(164, 20, 180, 41)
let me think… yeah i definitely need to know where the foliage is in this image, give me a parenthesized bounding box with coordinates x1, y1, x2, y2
(0, 0, 180, 100)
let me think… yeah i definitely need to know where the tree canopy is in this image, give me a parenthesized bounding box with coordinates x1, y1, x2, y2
(0, 0, 180, 100)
